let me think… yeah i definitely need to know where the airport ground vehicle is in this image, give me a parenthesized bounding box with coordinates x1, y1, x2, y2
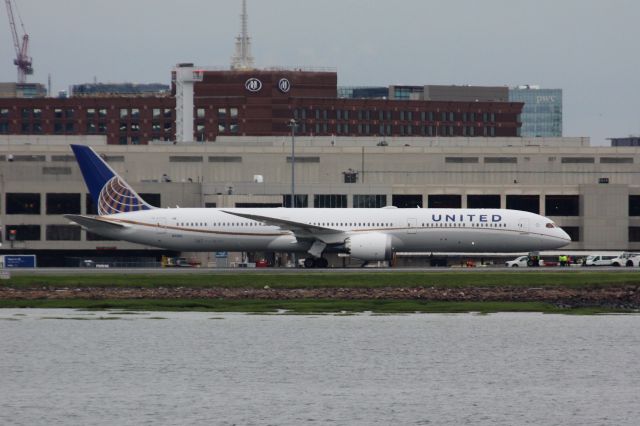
(505, 255, 529, 267)
(162, 256, 200, 267)
(505, 254, 542, 267)
(255, 259, 270, 267)
(610, 252, 640, 267)
(583, 255, 618, 266)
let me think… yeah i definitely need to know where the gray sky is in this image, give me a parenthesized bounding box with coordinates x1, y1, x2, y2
(1, 0, 639, 145)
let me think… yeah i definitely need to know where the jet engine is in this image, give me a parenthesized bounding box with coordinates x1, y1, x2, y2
(345, 233, 393, 261)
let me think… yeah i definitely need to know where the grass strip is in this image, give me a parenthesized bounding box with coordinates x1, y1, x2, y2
(4, 271, 640, 289)
(0, 298, 633, 314)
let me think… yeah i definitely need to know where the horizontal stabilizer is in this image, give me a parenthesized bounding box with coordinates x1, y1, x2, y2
(64, 214, 128, 233)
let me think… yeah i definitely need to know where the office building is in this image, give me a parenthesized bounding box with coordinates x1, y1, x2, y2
(509, 85, 562, 137)
(0, 68, 524, 144)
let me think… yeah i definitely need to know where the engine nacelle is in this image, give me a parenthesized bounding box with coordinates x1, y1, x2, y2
(345, 233, 393, 261)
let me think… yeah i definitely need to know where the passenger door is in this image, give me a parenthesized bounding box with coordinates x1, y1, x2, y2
(407, 218, 417, 234)
(155, 217, 167, 234)
(517, 218, 529, 233)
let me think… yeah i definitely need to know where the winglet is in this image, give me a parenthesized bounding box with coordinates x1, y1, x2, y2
(70, 145, 155, 215)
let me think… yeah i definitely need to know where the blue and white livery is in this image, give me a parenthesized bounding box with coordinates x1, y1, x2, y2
(66, 145, 571, 267)
(71, 144, 153, 215)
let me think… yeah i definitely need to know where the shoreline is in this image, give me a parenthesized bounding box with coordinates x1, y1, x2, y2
(3, 271, 640, 313)
(2, 285, 639, 313)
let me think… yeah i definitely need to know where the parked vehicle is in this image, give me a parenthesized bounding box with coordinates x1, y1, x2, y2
(583, 255, 618, 266)
(505, 255, 542, 267)
(610, 252, 640, 267)
(163, 256, 200, 267)
(505, 255, 529, 267)
(624, 255, 640, 267)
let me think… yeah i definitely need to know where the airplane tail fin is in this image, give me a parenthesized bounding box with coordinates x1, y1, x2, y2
(70, 145, 155, 215)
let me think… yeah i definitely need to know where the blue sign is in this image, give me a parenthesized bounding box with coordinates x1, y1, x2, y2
(215, 252, 228, 258)
(4, 255, 36, 268)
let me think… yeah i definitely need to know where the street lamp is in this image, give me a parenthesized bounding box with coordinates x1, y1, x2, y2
(289, 118, 297, 208)
(288, 118, 298, 267)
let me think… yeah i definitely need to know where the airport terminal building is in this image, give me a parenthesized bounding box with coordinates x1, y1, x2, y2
(1, 134, 640, 266)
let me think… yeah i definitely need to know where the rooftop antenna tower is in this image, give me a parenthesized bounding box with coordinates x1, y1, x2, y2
(230, 0, 254, 70)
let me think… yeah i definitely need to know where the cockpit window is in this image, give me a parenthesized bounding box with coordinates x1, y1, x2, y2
(546, 223, 556, 228)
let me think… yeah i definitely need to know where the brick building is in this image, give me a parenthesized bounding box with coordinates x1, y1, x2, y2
(0, 68, 523, 144)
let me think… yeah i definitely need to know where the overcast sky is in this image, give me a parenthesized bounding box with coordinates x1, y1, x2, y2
(1, 0, 639, 144)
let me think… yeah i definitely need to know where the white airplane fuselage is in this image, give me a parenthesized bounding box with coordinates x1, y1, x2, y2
(82, 207, 571, 255)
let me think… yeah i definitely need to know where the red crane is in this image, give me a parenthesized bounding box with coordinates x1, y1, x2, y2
(5, 0, 33, 83)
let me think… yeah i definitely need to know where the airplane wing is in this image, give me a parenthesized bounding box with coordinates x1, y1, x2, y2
(64, 214, 129, 232)
(221, 210, 342, 237)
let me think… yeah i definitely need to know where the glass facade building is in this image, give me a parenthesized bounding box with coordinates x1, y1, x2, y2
(610, 137, 640, 147)
(509, 86, 562, 137)
(338, 86, 388, 99)
(389, 85, 424, 100)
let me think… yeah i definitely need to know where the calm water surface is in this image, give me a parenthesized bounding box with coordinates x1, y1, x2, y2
(1, 310, 639, 426)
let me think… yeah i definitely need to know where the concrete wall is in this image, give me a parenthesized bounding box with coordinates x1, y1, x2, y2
(2, 136, 640, 255)
(581, 184, 629, 250)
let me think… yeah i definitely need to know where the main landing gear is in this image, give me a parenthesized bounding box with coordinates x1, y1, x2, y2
(303, 257, 329, 268)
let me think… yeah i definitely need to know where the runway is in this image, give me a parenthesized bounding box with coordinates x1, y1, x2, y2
(3, 266, 637, 275)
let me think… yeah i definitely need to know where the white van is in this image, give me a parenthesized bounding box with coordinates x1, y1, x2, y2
(584, 255, 618, 266)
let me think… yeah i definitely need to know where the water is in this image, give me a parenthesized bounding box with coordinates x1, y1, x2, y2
(1, 310, 639, 426)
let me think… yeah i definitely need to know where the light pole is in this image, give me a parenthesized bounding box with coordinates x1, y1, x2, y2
(289, 118, 297, 208)
(288, 118, 298, 267)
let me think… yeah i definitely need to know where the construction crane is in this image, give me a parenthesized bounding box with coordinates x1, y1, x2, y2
(4, 0, 33, 83)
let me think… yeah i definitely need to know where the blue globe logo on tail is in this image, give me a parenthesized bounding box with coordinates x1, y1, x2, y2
(71, 144, 155, 216)
(98, 176, 152, 215)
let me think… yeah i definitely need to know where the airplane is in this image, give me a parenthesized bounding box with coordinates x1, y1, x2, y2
(65, 144, 571, 268)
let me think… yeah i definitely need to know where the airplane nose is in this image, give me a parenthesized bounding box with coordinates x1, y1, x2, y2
(559, 228, 571, 243)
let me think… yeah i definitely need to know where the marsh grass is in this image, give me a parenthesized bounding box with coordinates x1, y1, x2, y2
(2, 271, 638, 314)
(4, 271, 640, 290)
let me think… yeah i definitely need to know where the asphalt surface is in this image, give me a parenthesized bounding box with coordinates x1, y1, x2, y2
(2, 266, 639, 275)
